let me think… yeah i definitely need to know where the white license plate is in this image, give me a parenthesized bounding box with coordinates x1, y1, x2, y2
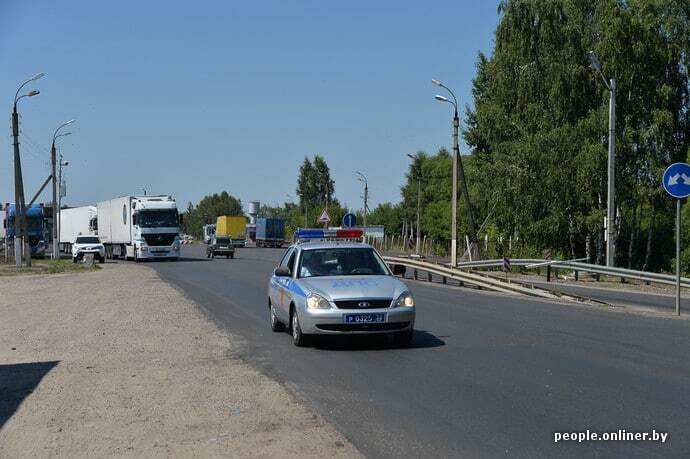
(344, 313, 386, 324)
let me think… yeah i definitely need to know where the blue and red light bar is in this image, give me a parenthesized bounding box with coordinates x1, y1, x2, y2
(296, 228, 363, 241)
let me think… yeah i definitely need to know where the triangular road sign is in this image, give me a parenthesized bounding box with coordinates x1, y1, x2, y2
(317, 208, 331, 224)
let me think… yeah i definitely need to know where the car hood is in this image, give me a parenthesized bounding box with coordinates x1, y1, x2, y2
(298, 275, 408, 301)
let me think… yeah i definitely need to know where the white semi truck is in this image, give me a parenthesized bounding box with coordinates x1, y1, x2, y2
(59, 205, 98, 253)
(97, 195, 181, 261)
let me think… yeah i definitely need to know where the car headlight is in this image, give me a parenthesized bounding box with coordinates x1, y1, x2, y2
(307, 293, 332, 310)
(395, 291, 415, 308)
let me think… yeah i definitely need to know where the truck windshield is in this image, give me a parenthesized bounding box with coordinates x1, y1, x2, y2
(76, 236, 100, 244)
(298, 248, 390, 278)
(137, 210, 179, 228)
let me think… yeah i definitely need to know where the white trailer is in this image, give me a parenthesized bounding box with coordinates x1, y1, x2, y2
(59, 205, 97, 253)
(97, 195, 181, 261)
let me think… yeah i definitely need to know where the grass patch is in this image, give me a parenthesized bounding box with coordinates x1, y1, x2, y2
(0, 259, 100, 276)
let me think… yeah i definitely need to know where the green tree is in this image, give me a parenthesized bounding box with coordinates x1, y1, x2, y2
(464, 0, 689, 270)
(183, 191, 243, 238)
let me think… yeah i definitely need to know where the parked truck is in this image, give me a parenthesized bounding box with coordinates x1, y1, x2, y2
(255, 218, 285, 248)
(59, 205, 98, 253)
(202, 223, 216, 244)
(97, 195, 181, 261)
(216, 215, 246, 247)
(3, 203, 48, 258)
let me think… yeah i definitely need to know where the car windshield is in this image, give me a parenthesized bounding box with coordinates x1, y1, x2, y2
(76, 236, 100, 244)
(216, 237, 230, 244)
(298, 248, 389, 278)
(138, 209, 179, 228)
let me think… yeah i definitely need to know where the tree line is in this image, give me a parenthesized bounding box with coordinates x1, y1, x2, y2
(368, 0, 690, 273)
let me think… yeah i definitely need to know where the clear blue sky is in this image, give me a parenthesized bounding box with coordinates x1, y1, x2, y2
(1, 0, 499, 214)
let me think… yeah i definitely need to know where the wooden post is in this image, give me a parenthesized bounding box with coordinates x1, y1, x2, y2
(547, 265, 552, 282)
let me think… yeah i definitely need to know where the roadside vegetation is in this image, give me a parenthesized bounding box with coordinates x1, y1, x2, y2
(0, 259, 100, 276)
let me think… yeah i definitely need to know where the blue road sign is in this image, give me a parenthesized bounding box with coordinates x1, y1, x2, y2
(342, 213, 357, 228)
(663, 163, 690, 199)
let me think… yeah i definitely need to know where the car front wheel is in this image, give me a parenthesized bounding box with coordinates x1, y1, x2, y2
(270, 304, 284, 332)
(291, 309, 308, 347)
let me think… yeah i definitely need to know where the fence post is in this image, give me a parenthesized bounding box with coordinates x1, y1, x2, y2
(547, 265, 552, 282)
(413, 269, 418, 280)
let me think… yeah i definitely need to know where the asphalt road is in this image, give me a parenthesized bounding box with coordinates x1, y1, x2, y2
(149, 245, 690, 458)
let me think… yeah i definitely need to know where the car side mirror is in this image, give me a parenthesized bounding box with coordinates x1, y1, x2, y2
(392, 264, 406, 276)
(274, 266, 291, 277)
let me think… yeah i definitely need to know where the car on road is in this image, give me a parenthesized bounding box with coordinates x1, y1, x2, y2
(72, 235, 105, 263)
(207, 235, 235, 259)
(267, 229, 413, 346)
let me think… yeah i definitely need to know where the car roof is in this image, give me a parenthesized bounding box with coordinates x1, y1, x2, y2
(295, 241, 374, 251)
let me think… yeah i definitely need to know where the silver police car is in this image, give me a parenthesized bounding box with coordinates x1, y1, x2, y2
(268, 238, 415, 346)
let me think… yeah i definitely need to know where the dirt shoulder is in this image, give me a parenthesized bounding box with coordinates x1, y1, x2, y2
(0, 263, 360, 458)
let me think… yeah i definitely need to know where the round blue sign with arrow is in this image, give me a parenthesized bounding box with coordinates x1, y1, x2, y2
(342, 213, 357, 228)
(663, 163, 690, 199)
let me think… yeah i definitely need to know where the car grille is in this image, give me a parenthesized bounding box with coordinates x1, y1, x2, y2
(316, 322, 410, 332)
(334, 299, 392, 309)
(143, 234, 176, 246)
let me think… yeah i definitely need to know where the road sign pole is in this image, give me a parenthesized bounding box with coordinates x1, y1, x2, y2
(676, 199, 681, 316)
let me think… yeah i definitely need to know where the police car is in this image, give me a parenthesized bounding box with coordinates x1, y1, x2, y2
(268, 228, 415, 346)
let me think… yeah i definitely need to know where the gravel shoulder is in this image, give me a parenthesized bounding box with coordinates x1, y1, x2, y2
(0, 262, 360, 458)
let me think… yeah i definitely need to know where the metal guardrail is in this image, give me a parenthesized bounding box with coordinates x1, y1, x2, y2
(383, 256, 560, 299)
(453, 258, 690, 289)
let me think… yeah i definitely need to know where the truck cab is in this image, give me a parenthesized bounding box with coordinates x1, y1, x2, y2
(98, 195, 182, 261)
(4, 203, 48, 258)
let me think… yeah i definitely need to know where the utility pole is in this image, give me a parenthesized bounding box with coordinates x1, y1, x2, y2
(433, 79, 478, 265)
(607, 79, 616, 267)
(12, 73, 44, 267)
(588, 51, 616, 267)
(57, 155, 69, 246)
(51, 139, 57, 259)
(12, 104, 25, 266)
(51, 120, 74, 260)
(356, 171, 368, 228)
(406, 155, 423, 256)
(415, 175, 421, 255)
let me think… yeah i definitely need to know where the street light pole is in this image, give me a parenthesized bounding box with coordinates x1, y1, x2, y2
(51, 120, 75, 260)
(356, 171, 368, 228)
(12, 73, 44, 267)
(588, 52, 616, 266)
(433, 79, 478, 265)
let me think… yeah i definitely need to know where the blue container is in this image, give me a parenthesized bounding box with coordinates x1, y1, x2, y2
(256, 218, 285, 247)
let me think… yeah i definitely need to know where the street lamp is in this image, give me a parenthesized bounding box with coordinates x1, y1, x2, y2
(432, 78, 478, 265)
(12, 72, 44, 267)
(51, 120, 75, 259)
(407, 154, 423, 255)
(355, 171, 368, 228)
(587, 51, 616, 267)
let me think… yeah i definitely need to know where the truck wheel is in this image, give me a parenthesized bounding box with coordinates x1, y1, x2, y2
(72, 257, 77, 263)
(226, 254, 230, 259)
(230, 253, 234, 259)
(207, 251, 211, 259)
